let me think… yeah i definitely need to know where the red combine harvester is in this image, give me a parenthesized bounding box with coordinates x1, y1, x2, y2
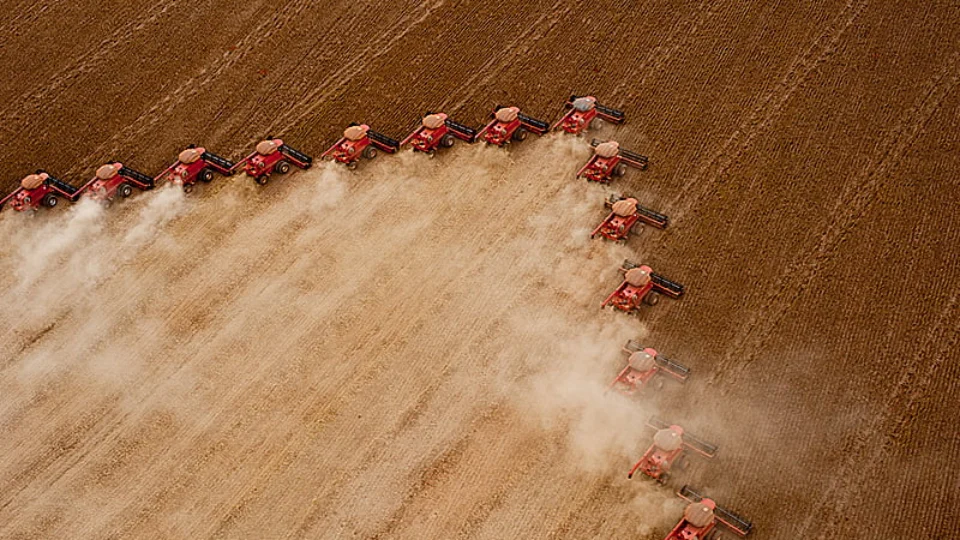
(155, 146, 236, 192)
(665, 485, 752, 539)
(0, 171, 83, 211)
(400, 113, 477, 157)
(602, 260, 684, 313)
(609, 340, 689, 394)
(322, 124, 400, 169)
(237, 138, 313, 184)
(82, 162, 155, 201)
(591, 194, 668, 242)
(476, 106, 549, 146)
(628, 418, 717, 483)
(553, 95, 625, 135)
(577, 139, 648, 183)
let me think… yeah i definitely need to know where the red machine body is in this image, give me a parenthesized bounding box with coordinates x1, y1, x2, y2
(400, 113, 477, 157)
(476, 106, 549, 146)
(155, 146, 236, 192)
(602, 260, 684, 313)
(322, 124, 399, 169)
(609, 341, 689, 394)
(592, 194, 668, 242)
(552, 95, 625, 135)
(237, 138, 313, 184)
(577, 138, 648, 183)
(665, 486, 752, 540)
(1, 171, 82, 212)
(82, 162, 155, 201)
(628, 418, 717, 483)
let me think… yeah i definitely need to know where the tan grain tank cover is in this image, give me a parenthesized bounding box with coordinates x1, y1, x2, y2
(256, 140, 279, 155)
(625, 267, 651, 287)
(628, 351, 656, 372)
(653, 428, 683, 452)
(611, 198, 638, 217)
(573, 96, 595, 112)
(178, 148, 202, 164)
(684, 502, 715, 528)
(96, 164, 120, 180)
(422, 114, 444, 129)
(21, 174, 44, 190)
(495, 107, 519, 123)
(344, 125, 368, 141)
(595, 141, 620, 158)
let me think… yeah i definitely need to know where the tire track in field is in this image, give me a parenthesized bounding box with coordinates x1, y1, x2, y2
(35, 144, 577, 536)
(0, 188, 317, 529)
(712, 50, 960, 383)
(795, 289, 959, 538)
(271, 0, 446, 132)
(0, 0, 65, 37)
(59, 0, 320, 178)
(607, 0, 717, 102)
(666, 0, 866, 216)
(0, 0, 189, 122)
(35, 207, 372, 537)
(365, 406, 506, 540)
(443, 0, 576, 115)
(283, 148, 591, 537)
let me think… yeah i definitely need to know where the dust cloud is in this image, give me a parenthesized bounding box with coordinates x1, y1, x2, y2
(0, 131, 687, 537)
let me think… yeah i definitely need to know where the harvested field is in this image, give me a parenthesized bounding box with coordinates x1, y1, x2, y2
(1, 1, 959, 539)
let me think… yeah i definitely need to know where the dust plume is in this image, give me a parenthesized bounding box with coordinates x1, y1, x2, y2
(122, 184, 188, 249)
(12, 197, 106, 288)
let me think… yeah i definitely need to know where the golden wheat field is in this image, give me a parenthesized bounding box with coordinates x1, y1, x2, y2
(1, 1, 958, 538)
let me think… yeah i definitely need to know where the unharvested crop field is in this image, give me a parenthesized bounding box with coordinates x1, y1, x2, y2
(1, 1, 958, 538)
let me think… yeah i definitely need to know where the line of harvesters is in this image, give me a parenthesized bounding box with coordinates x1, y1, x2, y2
(0, 95, 752, 538)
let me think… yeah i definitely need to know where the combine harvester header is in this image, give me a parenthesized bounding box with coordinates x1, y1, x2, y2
(155, 146, 236, 192)
(323, 124, 399, 169)
(476, 106, 549, 146)
(401, 113, 477, 157)
(628, 418, 717, 484)
(577, 139, 648, 183)
(609, 340, 689, 394)
(602, 260, 684, 313)
(237, 138, 313, 184)
(82, 162, 155, 201)
(664, 485, 753, 539)
(0, 171, 83, 211)
(553, 95, 625, 135)
(591, 194, 668, 242)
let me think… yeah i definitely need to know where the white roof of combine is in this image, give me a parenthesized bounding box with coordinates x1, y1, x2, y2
(595, 141, 619, 158)
(21, 174, 44, 190)
(344, 125, 368, 141)
(625, 267, 651, 287)
(612, 198, 638, 217)
(495, 107, 519, 123)
(96, 163, 120, 180)
(422, 114, 444, 129)
(256, 140, 279, 155)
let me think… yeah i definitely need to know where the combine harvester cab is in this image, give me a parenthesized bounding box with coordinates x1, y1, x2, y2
(665, 485, 753, 539)
(591, 194, 668, 242)
(156, 146, 236, 192)
(323, 124, 400, 169)
(476, 106, 549, 146)
(553, 95, 625, 135)
(238, 138, 313, 185)
(82, 162, 155, 201)
(628, 418, 717, 483)
(0, 171, 83, 212)
(401, 113, 477, 157)
(577, 139, 648, 183)
(609, 341, 689, 394)
(602, 260, 684, 313)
